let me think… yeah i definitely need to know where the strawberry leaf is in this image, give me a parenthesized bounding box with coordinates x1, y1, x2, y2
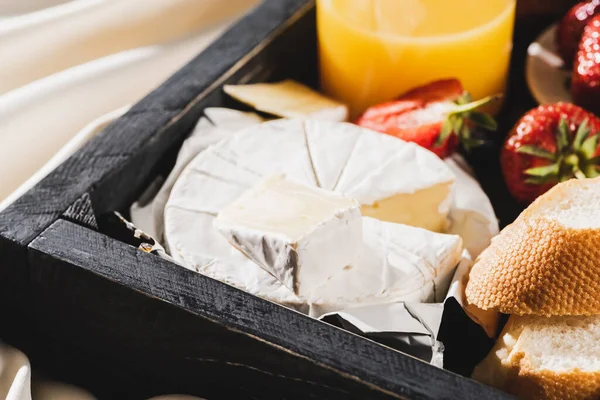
(556, 117, 570, 152)
(463, 137, 485, 152)
(525, 175, 559, 185)
(436, 118, 454, 147)
(564, 154, 580, 167)
(572, 167, 587, 180)
(581, 134, 600, 158)
(469, 111, 498, 131)
(452, 117, 463, 136)
(524, 163, 560, 177)
(451, 94, 502, 115)
(585, 164, 600, 178)
(589, 155, 600, 165)
(559, 174, 572, 182)
(460, 125, 481, 152)
(460, 123, 471, 140)
(516, 145, 556, 160)
(573, 119, 590, 150)
(456, 92, 472, 105)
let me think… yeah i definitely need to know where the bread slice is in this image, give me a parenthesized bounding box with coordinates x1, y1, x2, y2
(472, 314, 600, 400)
(466, 177, 600, 316)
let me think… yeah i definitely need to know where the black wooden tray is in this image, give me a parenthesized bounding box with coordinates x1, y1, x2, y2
(0, 0, 573, 398)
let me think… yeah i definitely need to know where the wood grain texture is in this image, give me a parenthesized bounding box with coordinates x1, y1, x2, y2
(62, 192, 98, 229)
(27, 219, 514, 400)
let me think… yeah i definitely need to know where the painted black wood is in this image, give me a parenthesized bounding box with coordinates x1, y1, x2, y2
(0, 236, 31, 355)
(28, 219, 513, 400)
(0, 0, 315, 360)
(62, 192, 98, 230)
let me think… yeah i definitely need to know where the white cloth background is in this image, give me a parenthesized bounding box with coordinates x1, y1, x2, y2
(0, 0, 257, 207)
(0, 0, 257, 397)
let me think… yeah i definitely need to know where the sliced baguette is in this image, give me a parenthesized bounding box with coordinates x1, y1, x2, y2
(472, 314, 600, 400)
(466, 177, 600, 316)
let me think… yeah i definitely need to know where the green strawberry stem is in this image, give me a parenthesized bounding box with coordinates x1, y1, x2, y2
(435, 92, 503, 149)
(449, 94, 503, 115)
(517, 117, 600, 185)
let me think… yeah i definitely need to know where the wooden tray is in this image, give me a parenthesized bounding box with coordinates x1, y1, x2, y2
(0, 0, 576, 398)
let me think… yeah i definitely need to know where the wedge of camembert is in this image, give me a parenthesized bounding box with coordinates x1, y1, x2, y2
(308, 217, 463, 316)
(215, 174, 362, 297)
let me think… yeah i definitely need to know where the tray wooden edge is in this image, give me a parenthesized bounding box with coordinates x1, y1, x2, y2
(28, 218, 515, 400)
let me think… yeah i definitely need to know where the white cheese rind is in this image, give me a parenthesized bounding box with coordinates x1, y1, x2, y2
(133, 108, 263, 240)
(307, 217, 463, 316)
(336, 135, 453, 199)
(303, 120, 360, 190)
(164, 118, 458, 310)
(210, 119, 317, 187)
(215, 174, 363, 296)
(444, 155, 499, 258)
(165, 199, 306, 311)
(207, 119, 454, 229)
(339, 137, 455, 231)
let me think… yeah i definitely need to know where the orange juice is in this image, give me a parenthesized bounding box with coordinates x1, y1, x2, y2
(317, 0, 516, 117)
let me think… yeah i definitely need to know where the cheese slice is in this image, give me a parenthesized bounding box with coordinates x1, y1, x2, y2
(215, 174, 362, 296)
(164, 118, 457, 312)
(223, 80, 349, 122)
(333, 127, 455, 232)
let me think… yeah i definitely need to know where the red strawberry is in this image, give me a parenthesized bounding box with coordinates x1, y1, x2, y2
(354, 79, 500, 159)
(556, 0, 600, 67)
(572, 14, 600, 115)
(501, 102, 600, 204)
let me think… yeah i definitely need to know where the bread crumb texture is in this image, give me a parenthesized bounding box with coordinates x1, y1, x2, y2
(473, 315, 600, 400)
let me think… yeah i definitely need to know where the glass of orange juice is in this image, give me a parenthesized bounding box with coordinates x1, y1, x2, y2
(317, 0, 516, 118)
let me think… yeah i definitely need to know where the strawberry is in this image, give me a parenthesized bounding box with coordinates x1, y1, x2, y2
(556, 0, 600, 67)
(501, 102, 600, 204)
(354, 79, 500, 159)
(571, 14, 600, 115)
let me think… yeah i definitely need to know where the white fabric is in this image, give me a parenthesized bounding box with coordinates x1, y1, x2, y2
(0, 0, 256, 94)
(0, 104, 130, 212)
(0, 1, 71, 16)
(0, 0, 257, 204)
(0, 345, 31, 400)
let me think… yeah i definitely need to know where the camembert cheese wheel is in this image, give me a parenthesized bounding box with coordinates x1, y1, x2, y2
(164, 119, 458, 313)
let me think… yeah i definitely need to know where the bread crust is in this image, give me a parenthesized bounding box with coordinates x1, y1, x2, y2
(476, 355, 600, 400)
(466, 178, 600, 316)
(512, 369, 600, 400)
